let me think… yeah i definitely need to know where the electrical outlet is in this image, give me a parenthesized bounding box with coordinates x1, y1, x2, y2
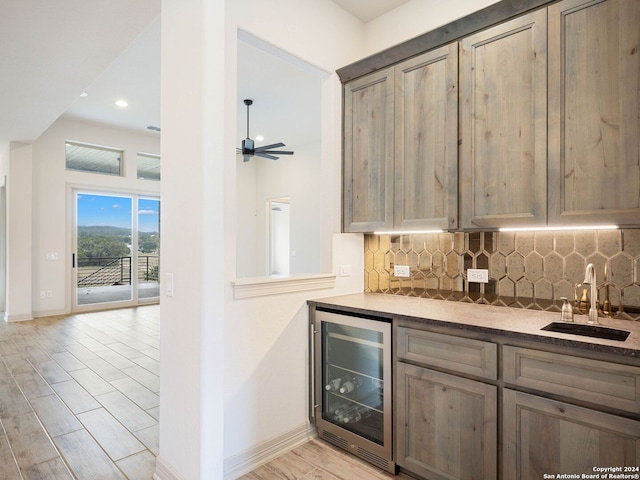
(468, 268, 489, 283)
(394, 265, 410, 278)
(339, 264, 352, 277)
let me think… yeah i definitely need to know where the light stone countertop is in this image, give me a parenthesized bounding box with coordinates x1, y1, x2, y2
(308, 293, 640, 359)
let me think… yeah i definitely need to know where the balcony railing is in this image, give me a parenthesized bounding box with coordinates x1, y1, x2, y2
(139, 255, 159, 282)
(77, 255, 159, 287)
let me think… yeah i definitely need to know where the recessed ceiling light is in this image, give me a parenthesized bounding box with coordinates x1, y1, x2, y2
(255, 135, 264, 142)
(115, 99, 129, 108)
(80, 91, 88, 97)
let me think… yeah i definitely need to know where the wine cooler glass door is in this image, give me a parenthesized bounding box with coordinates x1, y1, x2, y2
(321, 318, 387, 446)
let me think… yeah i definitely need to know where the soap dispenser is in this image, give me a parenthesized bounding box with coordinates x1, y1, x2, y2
(560, 297, 574, 322)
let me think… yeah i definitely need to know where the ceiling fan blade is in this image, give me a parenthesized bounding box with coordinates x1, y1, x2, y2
(254, 142, 285, 151)
(255, 152, 279, 160)
(236, 147, 242, 154)
(262, 150, 294, 155)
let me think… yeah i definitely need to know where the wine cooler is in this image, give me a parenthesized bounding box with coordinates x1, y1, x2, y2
(310, 307, 395, 473)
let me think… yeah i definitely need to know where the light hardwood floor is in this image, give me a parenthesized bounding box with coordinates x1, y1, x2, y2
(239, 439, 408, 480)
(0, 305, 159, 480)
(1, 306, 408, 480)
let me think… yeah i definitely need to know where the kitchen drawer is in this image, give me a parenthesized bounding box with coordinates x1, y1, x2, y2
(503, 345, 640, 414)
(396, 327, 497, 380)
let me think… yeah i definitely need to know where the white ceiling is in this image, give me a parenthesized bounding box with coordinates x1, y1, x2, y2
(331, 0, 410, 22)
(236, 34, 325, 152)
(0, 0, 407, 146)
(64, 18, 161, 134)
(0, 0, 160, 144)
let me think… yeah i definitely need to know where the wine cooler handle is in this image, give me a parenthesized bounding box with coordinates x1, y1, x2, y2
(310, 324, 319, 422)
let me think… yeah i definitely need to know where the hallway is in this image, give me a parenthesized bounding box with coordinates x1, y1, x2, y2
(0, 305, 159, 479)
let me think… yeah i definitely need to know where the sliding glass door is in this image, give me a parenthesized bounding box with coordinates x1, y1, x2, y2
(137, 197, 160, 302)
(73, 190, 160, 310)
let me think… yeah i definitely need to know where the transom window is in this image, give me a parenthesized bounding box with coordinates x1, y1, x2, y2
(137, 152, 161, 181)
(65, 142, 123, 176)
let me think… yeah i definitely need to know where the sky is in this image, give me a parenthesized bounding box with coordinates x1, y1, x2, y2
(77, 193, 159, 232)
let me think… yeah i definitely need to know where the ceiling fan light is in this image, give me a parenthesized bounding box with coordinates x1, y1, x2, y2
(242, 138, 254, 153)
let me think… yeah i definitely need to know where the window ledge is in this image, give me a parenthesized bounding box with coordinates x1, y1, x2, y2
(231, 273, 337, 299)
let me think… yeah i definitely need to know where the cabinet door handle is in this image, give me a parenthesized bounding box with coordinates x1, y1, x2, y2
(310, 324, 319, 422)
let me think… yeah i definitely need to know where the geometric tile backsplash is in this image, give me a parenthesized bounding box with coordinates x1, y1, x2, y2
(364, 229, 640, 322)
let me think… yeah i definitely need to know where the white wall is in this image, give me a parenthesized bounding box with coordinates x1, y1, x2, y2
(237, 141, 322, 277)
(30, 116, 160, 317)
(363, 0, 501, 56)
(0, 141, 8, 179)
(5, 143, 33, 321)
(158, 0, 509, 479)
(159, 0, 363, 479)
(283, 142, 322, 275)
(223, 0, 366, 468)
(236, 156, 259, 278)
(0, 140, 9, 313)
(159, 0, 225, 478)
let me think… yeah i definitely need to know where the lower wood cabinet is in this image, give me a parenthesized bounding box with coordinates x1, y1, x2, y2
(394, 325, 640, 480)
(503, 389, 640, 479)
(503, 345, 640, 414)
(395, 362, 497, 480)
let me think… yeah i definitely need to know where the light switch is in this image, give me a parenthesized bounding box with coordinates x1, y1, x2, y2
(340, 265, 352, 277)
(166, 273, 174, 297)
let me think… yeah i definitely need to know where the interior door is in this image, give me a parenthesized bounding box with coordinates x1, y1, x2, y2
(72, 190, 160, 311)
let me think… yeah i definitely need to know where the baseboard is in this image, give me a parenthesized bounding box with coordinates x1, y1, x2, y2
(33, 308, 67, 318)
(152, 424, 316, 480)
(224, 422, 317, 479)
(4, 312, 34, 322)
(153, 456, 184, 480)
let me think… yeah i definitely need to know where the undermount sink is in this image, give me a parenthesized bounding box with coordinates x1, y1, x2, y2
(542, 322, 630, 342)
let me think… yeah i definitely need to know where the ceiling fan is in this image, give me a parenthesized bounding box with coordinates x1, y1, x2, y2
(237, 99, 294, 162)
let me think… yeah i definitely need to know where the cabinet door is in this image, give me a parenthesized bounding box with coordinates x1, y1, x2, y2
(460, 10, 548, 229)
(504, 389, 640, 479)
(343, 67, 394, 232)
(396, 362, 497, 480)
(394, 43, 458, 230)
(548, 0, 640, 226)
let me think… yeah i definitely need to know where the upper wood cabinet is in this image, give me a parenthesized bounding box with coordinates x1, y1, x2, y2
(342, 0, 640, 232)
(459, 10, 549, 229)
(343, 44, 458, 233)
(343, 67, 395, 233)
(394, 44, 459, 231)
(547, 0, 640, 226)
